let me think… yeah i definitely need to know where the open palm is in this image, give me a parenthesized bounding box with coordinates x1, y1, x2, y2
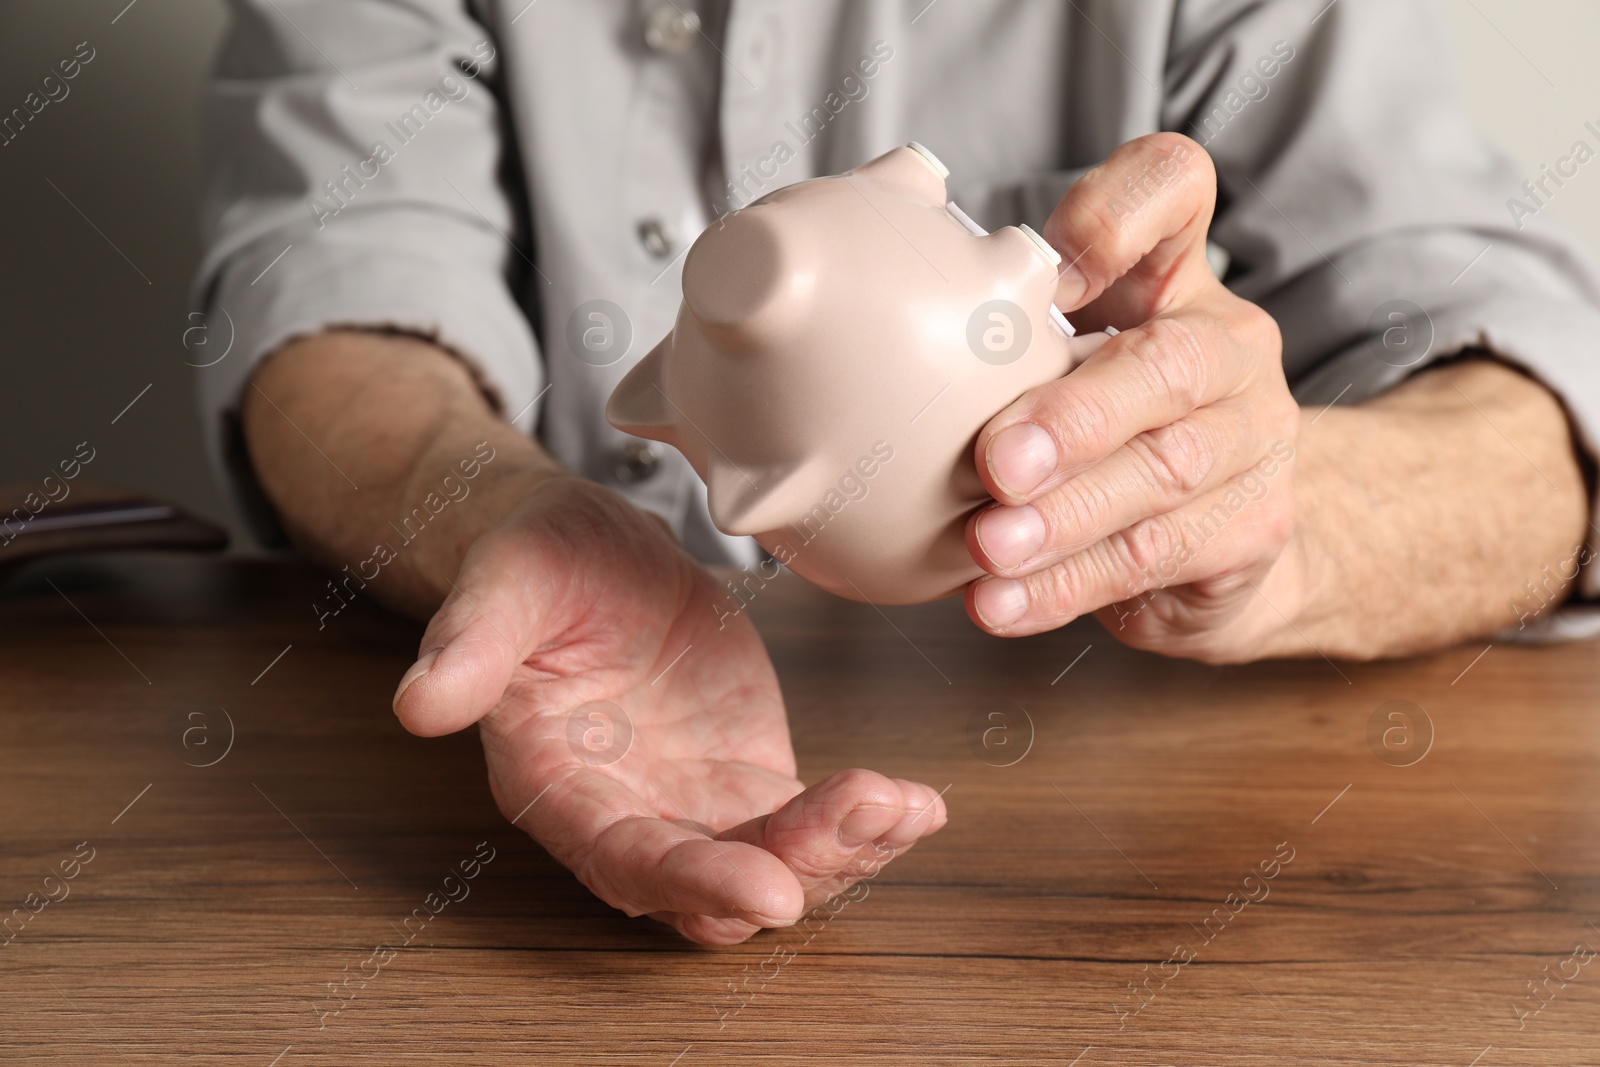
(393, 477, 947, 944)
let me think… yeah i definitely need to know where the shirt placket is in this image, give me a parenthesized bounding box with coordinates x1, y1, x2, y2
(609, 0, 724, 523)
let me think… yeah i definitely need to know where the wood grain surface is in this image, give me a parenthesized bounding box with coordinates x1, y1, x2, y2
(2, 553, 1598, 1065)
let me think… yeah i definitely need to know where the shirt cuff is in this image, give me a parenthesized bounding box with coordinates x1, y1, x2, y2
(194, 208, 543, 547)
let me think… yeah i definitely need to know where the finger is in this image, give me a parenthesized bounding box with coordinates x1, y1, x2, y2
(394, 481, 691, 738)
(393, 572, 537, 739)
(496, 753, 807, 928)
(976, 300, 1281, 503)
(971, 403, 1291, 576)
(597, 827, 805, 925)
(664, 771, 947, 946)
(967, 460, 1295, 637)
(716, 769, 948, 895)
(655, 910, 765, 946)
(390, 508, 598, 735)
(1043, 132, 1216, 319)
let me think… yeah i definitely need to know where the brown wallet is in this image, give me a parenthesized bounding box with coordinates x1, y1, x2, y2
(0, 482, 229, 584)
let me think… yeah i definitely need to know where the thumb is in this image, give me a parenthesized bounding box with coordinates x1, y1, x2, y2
(1044, 132, 1214, 315)
(392, 565, 545, 738)
(392, 476, 674, 737)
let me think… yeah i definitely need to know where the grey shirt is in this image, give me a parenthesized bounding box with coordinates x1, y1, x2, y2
(195, 0, 1600, 638)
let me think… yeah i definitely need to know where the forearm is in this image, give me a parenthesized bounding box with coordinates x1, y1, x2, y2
(242, 330, 564, 618)
(1289, 357, 1591, 659)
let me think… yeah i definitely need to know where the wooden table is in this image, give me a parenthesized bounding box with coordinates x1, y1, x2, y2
(3, 553, 1599, 1065)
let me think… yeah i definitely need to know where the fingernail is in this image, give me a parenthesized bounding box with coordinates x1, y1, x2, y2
(976, 505, 1046, 569)
(1056, 256, 1090, 309)
(393, 646, 443, 708)
(987, 423, 1057, 497)
(974, 578, 1029, 628)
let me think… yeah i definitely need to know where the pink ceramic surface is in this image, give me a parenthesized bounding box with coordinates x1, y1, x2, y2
(607, 143, 1108, 604)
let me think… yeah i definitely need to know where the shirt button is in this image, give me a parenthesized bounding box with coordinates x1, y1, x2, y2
(644, 4, 700, 54)
(610, 441, 661, 484)
(637, 217, 676, 258)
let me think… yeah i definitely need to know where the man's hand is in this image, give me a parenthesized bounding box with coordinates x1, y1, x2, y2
(391, 475, 947, 944)
(963, 134, 1591, 662)
(246, 332, 946, 945)
(966, 134, 1302, 661)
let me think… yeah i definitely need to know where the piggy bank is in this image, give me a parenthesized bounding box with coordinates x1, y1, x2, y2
(606, 142, 1108, 604)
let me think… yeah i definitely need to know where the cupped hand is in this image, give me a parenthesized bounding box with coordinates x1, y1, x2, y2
(392, 476, 947, 944)
(966, 133, 1305, 662)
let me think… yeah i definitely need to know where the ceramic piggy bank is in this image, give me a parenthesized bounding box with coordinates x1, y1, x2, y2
(606, 142, 1108, 604)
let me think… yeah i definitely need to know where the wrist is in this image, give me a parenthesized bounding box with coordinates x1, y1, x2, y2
(1269, 359, 1590, 661)
(1252, 404, 1384, 660)
(390, 432, 567, 609)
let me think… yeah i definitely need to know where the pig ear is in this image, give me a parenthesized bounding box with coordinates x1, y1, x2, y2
(705, 455, 820, 536)
(848, 142, 949, 206)
(604, 339, 676, 441)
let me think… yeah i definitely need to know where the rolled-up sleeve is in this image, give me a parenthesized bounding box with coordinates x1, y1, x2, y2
(193, 0, 540, 545)
(1160, 0, 1600, 635)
